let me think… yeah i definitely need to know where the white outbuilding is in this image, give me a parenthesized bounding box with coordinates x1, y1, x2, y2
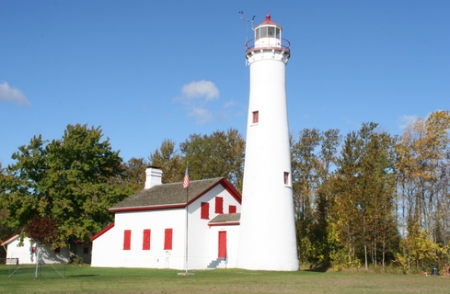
(90, 167, 242, 270)
(1, 235, 71, 265)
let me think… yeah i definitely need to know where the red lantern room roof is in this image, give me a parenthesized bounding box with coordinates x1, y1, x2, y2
(257, 14, 281, 28)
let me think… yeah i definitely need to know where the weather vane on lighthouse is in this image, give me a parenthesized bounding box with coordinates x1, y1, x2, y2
(239, 11, 255, 42)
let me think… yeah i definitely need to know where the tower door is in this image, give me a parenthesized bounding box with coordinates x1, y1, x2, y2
(218, 231, 227, 258)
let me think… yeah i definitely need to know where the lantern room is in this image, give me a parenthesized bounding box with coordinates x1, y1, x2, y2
(254, 14, 282, 48)
(245, 14, 290, 59)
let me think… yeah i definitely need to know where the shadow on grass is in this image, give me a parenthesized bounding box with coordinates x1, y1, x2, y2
(69, 274, 99, 277)
(303, 264, 330, 273)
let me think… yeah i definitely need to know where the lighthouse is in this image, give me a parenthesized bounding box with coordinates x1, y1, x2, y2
(237, 15, 299, 271)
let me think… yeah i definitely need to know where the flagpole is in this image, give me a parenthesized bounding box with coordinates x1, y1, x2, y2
(185, 185, 189, 274)
(178, 164, 193, 276)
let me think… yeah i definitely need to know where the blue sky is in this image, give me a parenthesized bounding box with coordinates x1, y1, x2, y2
(1, 1, 449, 167)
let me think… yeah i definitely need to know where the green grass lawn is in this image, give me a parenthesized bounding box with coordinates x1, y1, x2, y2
(0, 265, 449, 294)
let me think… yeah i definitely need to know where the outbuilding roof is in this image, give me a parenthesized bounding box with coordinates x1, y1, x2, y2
(1, 234, 19, 246)
(110, 177, 241, 212)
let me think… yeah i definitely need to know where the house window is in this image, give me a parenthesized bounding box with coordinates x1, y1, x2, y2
(83, 247, 89, 254)
(123, 230, 131, 250)
(215, 197, 224, 214)
(201, 202, 209, 219)
(284, 172, 290, 185)
(143, 229, 151, 250)
(252, 111, 259, 124)
(164, 228, 173, 250)
(54, 247, 60, 253)
(229, 205, 237, 214)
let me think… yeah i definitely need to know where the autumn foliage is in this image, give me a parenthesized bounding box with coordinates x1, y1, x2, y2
(24, 215, 59, 246)
(1, 111, 449, 273)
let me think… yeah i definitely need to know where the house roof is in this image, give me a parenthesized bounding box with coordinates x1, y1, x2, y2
(110, 177, 241, 213)
(90, 223, 115, 241)
(209, 213, 241, 226)
(1, 234, 19, 246)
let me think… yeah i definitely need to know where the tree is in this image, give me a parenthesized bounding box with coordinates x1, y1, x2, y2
(149, 139, 184, 183)
(309, 129, 341, 267)
(330, 123, 398, 269)
(180, 128, 245, 190)
(24, 215, 59, 246)
(149, 129, 245, 189)
(121, 157, 148, 190)
(291, 129, 321, 263)
(0, 124, 133, 248)
(290, 128, 341, 266)
(395, 111, 450, 270)
(0, 161, 15, 257)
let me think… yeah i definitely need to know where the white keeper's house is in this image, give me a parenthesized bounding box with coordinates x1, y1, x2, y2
(90, 167, 242, 270)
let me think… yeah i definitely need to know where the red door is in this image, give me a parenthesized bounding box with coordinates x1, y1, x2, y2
(218, 231, 227, 258)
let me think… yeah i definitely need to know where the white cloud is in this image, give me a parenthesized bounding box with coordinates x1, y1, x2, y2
(181, 80, 219, 101)
(0, 82, 30, 106)
(188, 107, 213, 124)
(398, 115, 418, 129)
(223, 100, 235, 108)
(175, 80, 220, 124)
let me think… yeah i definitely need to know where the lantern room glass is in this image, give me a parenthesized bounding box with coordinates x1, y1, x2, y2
(256, 26, 281, 40)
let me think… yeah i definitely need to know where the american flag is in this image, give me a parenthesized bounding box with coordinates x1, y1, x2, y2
(182, 167, 190, 188)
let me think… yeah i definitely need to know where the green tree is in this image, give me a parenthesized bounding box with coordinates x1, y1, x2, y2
(121, 157, 148, 190)
(0, 124, 133, 248)
(180, 128, 245, 190)
(149, 139, 184, 183)
(291, 128, 341, 266)
(291, 129, 321, 263)
(0, 162, 15, 257)
(330, 123, 398, 269)
(310, 129, 341, 267)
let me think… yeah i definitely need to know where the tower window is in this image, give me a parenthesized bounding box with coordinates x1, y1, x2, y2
(284, 172, 290, 185)
(252, 111, 259, 124)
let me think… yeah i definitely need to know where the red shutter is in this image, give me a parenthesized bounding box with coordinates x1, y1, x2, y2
(54, 247, 60, 253)
(143, 229, 151, 250)
(123, 230, 131, 250)
(201, 202, 210, 219)
(215, 197, 224, 214)
(164, 228, 173, 250)
(229, 205, 237, 214)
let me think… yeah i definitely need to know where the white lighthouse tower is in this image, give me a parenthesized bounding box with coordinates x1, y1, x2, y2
(237, 15, 299, 271)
